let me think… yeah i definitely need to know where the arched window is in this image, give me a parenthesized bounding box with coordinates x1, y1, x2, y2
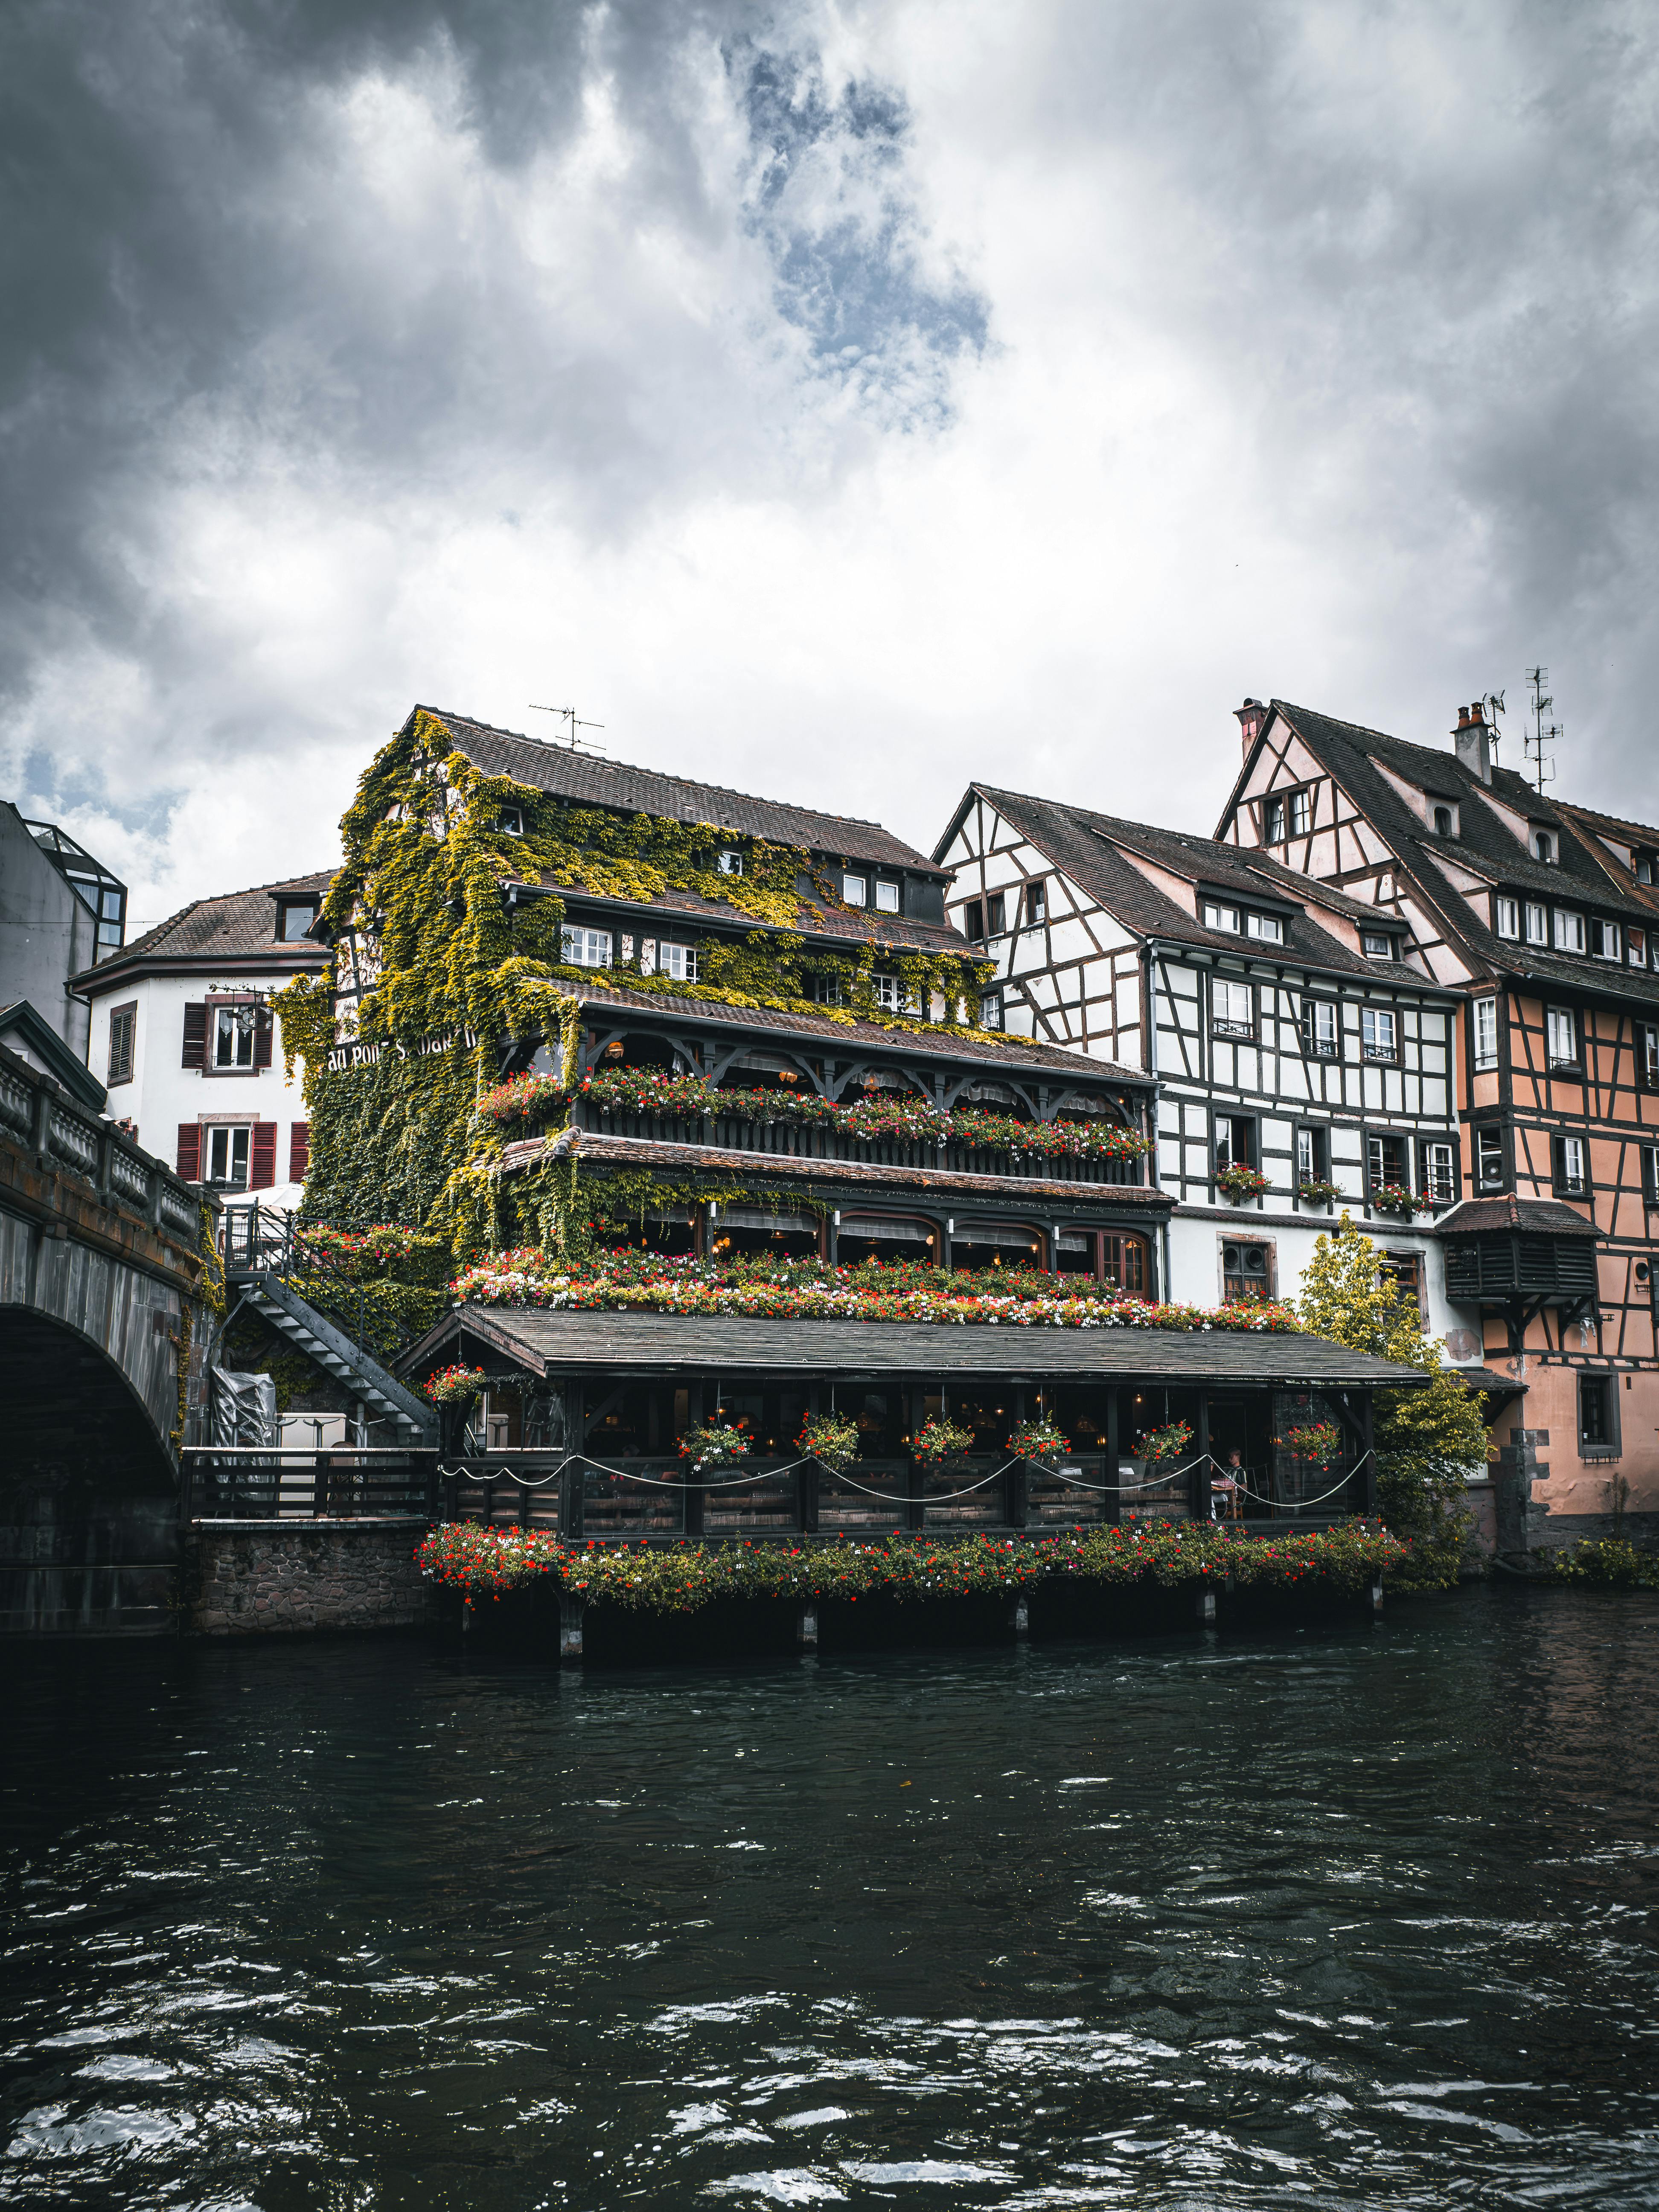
(1433, 806, 1452, 836)
(1535, 832, 1553, 862)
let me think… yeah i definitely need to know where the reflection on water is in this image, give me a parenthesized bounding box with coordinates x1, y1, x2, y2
(3, 1589, 1659, 2208)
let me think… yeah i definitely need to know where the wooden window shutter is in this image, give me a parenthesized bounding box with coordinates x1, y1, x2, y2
(181, 1003, 208, 1069)
(250, 1124, 277, 1189)
(288, 1121, 311, 1181)
(253, 1005, 274, 1070)
(176, 1123, 201, 1179)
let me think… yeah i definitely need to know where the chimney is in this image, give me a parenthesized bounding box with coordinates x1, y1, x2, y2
(1234, 697, 1266, 757)
(1453, 702, 1492, 784)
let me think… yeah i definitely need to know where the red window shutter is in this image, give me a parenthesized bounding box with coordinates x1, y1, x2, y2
(254, 1006, 273, 1070)
(181, 1003, 208, 1069)
(288, 1121, 311, 1181)
(250, 1124, 277, 1190)
(177, 1123, 201, 1180)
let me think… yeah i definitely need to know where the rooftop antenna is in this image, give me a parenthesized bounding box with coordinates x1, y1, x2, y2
(1478, 688, 1505, 765)
(1523, 667, 1557, 797)
(528, 705, 607, 754)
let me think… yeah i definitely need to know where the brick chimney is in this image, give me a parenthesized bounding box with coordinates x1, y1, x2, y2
(1453, 702, 1492, 784)
(1234, 698, 1266, 756)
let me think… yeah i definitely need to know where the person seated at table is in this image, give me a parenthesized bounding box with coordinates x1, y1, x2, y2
(1210, 1449, 1244, 1520)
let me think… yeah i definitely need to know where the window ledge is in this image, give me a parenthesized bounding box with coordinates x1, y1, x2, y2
(1578, 1446, 1621, 1462)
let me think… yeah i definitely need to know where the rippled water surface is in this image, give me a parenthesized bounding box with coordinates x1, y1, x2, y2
(4, 1590, 1659, 2208)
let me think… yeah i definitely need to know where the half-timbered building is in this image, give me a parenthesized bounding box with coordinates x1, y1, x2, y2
(1213, 698, 1659, 1547)
(931, 786, 1464, 1336)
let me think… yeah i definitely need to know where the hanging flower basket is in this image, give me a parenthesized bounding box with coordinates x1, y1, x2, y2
(1008, 1417, 1070, 1462)
(1136, 1419, 1194, 1467)
(422, 1364, 487, 1407)
(1278, 1420, 1344, 1467)
(1297, 1178, 1344, 1207)
(1370, 1181, 1432, 1217)
(797, 1412, 860, 1472)
(909, 1417, 976, 1467)
(1217, 1164, 1271, 1203)
(677, 1421, 752, 1472)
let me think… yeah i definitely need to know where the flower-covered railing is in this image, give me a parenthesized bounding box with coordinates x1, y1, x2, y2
(451, 1246, 1300, 1332)
(476, 1068, 1152, 1184)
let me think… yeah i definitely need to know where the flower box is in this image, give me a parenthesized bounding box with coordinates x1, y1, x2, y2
(1216, 1164, 1270, 1203)
(1297, 1178, 1344, 1207)
(1369, 1182, 1432, 1217)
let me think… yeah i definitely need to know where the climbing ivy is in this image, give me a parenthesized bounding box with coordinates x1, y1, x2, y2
(277, 707, 1001, 1260)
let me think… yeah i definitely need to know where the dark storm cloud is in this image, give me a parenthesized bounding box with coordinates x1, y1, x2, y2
(0, 0, 983, 803)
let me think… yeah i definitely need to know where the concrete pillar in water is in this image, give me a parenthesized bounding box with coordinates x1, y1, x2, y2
(1011, 1596, 1030, 1638)
(559, 1592, 585, 1663)
(1197, 1588, 1217, 1624)
(1371, 1580, 1384, 1615)
(797, 1604, 819, 1647)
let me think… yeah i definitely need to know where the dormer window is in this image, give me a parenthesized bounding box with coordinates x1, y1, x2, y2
(1433, 805, 1454, 836)
(276, 900, 317, 942)
(1524, 901, 1547, 945)
(1495, 896, 1520, 940)
(1201, 901, 1240, 933)
(1534, 831, 1554, 863)
(842, 871, 867, 905)
(716, 848, 745, 876)
(1554, 909, 1585, 954)
(1361, 929, 1394, 960)
(498, 806, 524, 837)
(1589, 918, 1621, 963)
(1245, 912, 1284, 944)
(1636, 850, 1656, 884)
(874, 879, 900, 914)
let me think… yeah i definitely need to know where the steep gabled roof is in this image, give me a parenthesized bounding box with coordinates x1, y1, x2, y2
(415, 707, 943, 873)
(942, 784, 1441, 989)
(71, 871, 334, 989)
(1220, 701, 1659, 1007)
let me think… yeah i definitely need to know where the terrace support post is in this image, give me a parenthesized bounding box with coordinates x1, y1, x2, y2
(797, 1604, 819, 1648)
(1359, 1391, 1378, 1516)
(559, 1592, 585, 1664)
(1106, 1391, 1121, 1527)
(1010, 1595, 1030, 1638)
(517, 1478, 531, 1530)
(1193, 1398, 1213, 1525)
(798, 1458, 818, 1534)
(1197, 1587, 1217, 1625)
(313, 1452, 328, 1519)
(1371, 1580, 1384, 1615)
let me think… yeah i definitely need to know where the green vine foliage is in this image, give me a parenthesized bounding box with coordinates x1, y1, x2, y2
(275, 708, 1001, 1259)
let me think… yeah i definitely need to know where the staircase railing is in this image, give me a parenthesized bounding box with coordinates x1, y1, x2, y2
(220, 1204, 430, 1369)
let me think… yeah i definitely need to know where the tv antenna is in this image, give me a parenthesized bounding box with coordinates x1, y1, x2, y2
(1478, 688, 1505, 764)
(528, 705, 607, 754)
(1523, 667, 1557, 796)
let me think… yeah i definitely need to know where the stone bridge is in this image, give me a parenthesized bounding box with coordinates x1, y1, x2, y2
(0, 1040, 218, 1630)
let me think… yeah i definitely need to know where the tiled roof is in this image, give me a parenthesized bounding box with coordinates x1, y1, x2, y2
(73, 871, 335, 986)
(540, 873, 968, 956)
(1254, 703, 1659, 1005)
(565, 980, 1150, 1086)
(414, 706, 942, 871)
(954, 786, 1438, 988)
(402, 1306, 1430, 1388)
(1431, 1193, 1599, 1238)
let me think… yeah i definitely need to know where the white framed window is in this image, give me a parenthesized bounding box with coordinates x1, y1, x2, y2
(1201, 901, 1240, 933)
(1473, 997, 1498, 1070)
(1546, 1006, 1577, 1066)
(1213, 979, 1254, 1036)
(656, 941, 698, 983)
(874, 879, 900, 914)
(1589, 917, 1621, 962)
(1289, 789, 1312, 836)
(979, 990, 1003, 1030)
(1638, 852, 1656, 885)
(872, 972, 920, 1013)
(1362, 1007, 1397, 1060)
(561, 926, 613, 968)
(497, 807, 524, 838)
(1556, 1134, 1587, 1195)
(1361, 929, 1394, 960)
(716, 849, 745, 876)
(1421, 1140, 1455, 1203)
(213, 1004, 256, 1070)
(1495, 896, 1519, 940)
(277, 899, 318, 941)
(1628, 927, 1647, 967)
(1642, 1024, 1659, 1086)
(842, 873, 867, 907)
(207, 1125, 251, 1188)
(1263, 795, 1286, 844)
(1643, 1142, 1659, 1204)
(1302, 998, 1338, 1056)
(1554, 909, 1585, 954)
(1246, 912, 1284, 944)
(811, 974, 846, 1008)
(1524, 901, 1547, 945)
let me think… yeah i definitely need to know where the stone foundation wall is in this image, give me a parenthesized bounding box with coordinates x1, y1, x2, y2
(189, 1518, 431, 1635)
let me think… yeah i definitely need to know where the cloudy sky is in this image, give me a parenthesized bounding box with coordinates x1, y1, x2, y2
(4, 0, 1656, 928)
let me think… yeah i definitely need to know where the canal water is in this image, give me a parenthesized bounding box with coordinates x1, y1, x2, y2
(3, 1589, 1658, 2209)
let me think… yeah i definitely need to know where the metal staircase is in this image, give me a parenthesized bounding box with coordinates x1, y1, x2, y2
(220, 1205, 437, 1446)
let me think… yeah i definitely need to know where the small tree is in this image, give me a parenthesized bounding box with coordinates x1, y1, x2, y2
(1298, 1214, 1487, 1587)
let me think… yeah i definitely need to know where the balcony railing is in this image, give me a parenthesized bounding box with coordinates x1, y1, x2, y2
(570, 1104, 1146, 1185)
(181, 1447, 439, 1519)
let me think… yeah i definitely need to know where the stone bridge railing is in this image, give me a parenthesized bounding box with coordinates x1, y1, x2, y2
(0, 1047, 203, 1246)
